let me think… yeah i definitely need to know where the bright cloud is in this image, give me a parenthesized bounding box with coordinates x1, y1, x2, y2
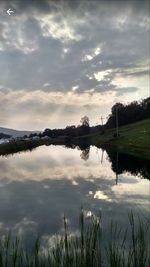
(94, 70, 112, 81)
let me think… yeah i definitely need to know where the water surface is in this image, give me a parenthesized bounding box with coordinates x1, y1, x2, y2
(0, 145, 149, 247)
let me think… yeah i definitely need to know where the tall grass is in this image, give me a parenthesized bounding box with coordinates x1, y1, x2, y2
(0, 210, 149, 267)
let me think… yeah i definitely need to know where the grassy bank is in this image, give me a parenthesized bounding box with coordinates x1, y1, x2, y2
(79, 119, 150, 160)
(0, 119, 150, 159)
(0, 211, 149, 267)
(0, 137, 72, 156)
(0, 139, 46, 156)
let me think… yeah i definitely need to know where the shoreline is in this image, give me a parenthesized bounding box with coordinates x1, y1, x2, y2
(0, 137, 150, 161)
(0, 119, 150, 160)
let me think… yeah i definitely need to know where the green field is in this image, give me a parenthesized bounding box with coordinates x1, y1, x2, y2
(78, 119, 150, 160)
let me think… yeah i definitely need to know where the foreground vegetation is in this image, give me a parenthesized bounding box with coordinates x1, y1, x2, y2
(0, 211, 149, 267)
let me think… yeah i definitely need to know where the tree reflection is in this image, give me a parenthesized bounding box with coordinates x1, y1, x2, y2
(64, 143, 150, 181)
(80, 147, 90, 161)
(105, 148, 150, 180)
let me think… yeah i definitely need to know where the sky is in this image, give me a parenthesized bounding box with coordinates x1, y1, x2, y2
(0, 0, 149, 130)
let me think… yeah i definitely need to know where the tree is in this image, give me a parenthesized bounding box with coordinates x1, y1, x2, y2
(80, 116, 90, 127)
(106, 97, 150, 129)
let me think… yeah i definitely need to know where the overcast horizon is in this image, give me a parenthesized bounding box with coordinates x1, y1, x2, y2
(0, 0, 149, 131)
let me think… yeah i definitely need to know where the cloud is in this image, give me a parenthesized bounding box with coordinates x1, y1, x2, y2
(116, 87, 139, 96)
(0, 0, 149, 129)
(0, 89, 115, 129)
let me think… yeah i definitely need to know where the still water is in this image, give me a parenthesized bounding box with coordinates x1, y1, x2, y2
(0, 145, 149, 246)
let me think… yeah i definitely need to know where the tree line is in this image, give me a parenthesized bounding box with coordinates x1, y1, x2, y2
(41, 116, 102, 139)
(106, 97, 150, 129)
(28, 97, 149, 139)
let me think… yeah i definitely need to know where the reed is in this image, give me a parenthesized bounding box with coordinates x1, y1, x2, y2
(0, 211, 149, 267)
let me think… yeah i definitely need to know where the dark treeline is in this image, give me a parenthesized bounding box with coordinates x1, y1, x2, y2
(42, 124, 102, 139)
(106, 97, 150, 129)
(39, 116, 103, 139)
(29, 97, 149, 139)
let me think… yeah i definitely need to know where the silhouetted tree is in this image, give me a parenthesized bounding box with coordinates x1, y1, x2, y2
(80, 116, 90, 127)
(106, 97, 150, 129)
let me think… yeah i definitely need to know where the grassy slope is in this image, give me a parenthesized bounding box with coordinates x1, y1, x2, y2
(79, 119, 150, 160)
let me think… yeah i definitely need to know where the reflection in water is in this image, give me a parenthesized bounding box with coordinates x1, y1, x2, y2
(80, 147, 90, 161)
(67, 144, 150, 181)
(105, 148, 150, 181)
(0, 145, 149, 248)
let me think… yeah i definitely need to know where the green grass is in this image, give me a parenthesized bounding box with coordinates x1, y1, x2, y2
(0, 140, 46, 156)
(0, 211, 149, 267)
(80, 119, 150, 160)
(0, 138, 71, 156)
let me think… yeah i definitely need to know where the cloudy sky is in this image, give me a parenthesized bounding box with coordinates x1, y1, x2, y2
(0, 0, 149, 130)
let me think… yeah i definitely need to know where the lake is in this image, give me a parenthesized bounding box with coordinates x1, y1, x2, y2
(0, 144, 149, 248)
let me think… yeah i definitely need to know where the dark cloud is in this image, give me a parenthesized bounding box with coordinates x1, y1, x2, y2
(1, 0, 52, 14)
(0, 0, 149, 92)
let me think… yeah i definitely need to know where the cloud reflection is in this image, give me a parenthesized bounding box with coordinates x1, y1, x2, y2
(0, 145, 149, 243)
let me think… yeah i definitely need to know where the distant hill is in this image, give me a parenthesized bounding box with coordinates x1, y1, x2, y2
(0, 127, 40, 138)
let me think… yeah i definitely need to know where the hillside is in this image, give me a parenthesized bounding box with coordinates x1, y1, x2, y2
(79, 119, 150, 160)
(0, 127, 40, 138)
